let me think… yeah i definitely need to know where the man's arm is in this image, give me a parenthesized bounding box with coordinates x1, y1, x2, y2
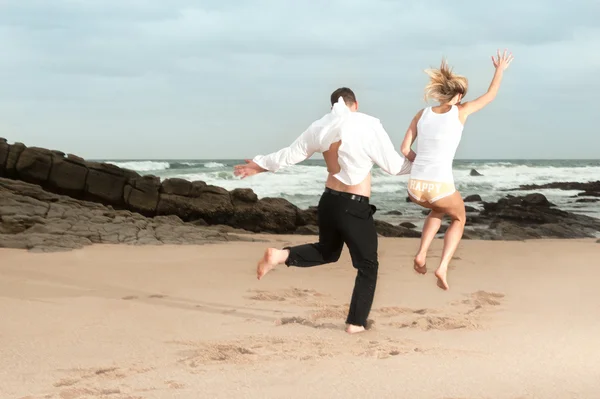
(365, 121, 412, 176)
(234, 126, 318, 179)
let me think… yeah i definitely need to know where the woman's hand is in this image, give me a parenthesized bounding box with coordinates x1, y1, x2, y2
(492, 49, 514, 71)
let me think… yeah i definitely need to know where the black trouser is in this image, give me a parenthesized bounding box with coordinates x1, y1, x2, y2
(285, 189, 378, 327)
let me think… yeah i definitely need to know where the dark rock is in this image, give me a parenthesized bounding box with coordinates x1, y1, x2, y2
(157, 190, 234, 224)
(374, 220, 421, 238)
(464, 194, 482, 202)
(0, 139, 9, 177)
(0, 177, 248, 252)
(190, 218, 209, 226)
(465, 205, 477, 212)
(124, 176, 160, 215)
(297, 206, 318, 226)
(230, 188, 258, 205)
(406, 196, 412, 202)
(161, 178, 192, 196)
(67, 154, 86, 164)
(15, 147, 53, 185)
(189, 181, 208, 197)
(48, 156, 88, 196)
(229, 197, 299, 234)
(522, 193, 552, 207)
(84, 163, 130, 206)
(5, 142, 26, 178)
(295, 225, 319, 235)
(470, 169, 483, 176)
(384, 210, 403, 216)
(514, 181, 600, 192)
(437, 224, 449, 234)
(399, 222, 417, 229)
(576, 198, 599, 203)
(422, 210, 431, 216)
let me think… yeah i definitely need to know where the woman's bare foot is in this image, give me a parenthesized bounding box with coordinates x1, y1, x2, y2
(256, 248, 289, 280)
(346, 324, 366, 334)
(413, 254, 427, 275)
(434, 268, 449, 290)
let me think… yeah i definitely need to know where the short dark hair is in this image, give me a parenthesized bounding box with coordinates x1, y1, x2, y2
(330, 87, 357, 106)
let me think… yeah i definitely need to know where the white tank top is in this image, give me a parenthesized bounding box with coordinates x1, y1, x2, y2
(410, 106, 464, 183)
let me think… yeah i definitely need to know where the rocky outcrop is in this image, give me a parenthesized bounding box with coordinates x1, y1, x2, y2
(470, 169, 483, 176)
(0, 139, 425, 238)
(462, 193, 600, 240)
(514, 181, 600, 192)
(0, 178, 252, 252)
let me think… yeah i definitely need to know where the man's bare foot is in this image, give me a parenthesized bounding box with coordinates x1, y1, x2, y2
(434, 268, 449, 290)
(346, 324, 366, 334)
(257, 248, 288, 280)
(413, 254, 427, 275)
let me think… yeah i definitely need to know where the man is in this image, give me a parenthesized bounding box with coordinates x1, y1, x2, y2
(234, 88, 411, 334)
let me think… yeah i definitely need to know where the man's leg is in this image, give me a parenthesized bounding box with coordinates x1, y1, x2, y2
(257, 193, 343, 279)
(340, 203, 379, 333)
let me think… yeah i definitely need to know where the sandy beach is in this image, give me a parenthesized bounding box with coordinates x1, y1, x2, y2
(1, 236, 599, 399)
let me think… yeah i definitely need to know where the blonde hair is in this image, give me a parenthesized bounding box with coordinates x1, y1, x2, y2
(424, 59, 468, 103)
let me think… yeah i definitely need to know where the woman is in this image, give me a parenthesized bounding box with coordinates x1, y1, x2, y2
(401, 50, 514, 290)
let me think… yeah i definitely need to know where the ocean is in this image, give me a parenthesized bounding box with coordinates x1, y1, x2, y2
(104, 159, 600, 224)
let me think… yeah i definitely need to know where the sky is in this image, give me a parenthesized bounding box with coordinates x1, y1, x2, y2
(0, 0, 599, 160)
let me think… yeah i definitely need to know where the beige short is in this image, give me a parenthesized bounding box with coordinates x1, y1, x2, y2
(407, 178, 456, 203)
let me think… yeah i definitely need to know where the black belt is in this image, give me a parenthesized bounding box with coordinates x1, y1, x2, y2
(324, 188, 369, 203)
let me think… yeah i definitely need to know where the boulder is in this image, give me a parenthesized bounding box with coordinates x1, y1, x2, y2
(230, 188, 259, 205)
(0, 138, 8, 177)
(297, 206, 318, 226)
(161, 178, 192, 196)
(399, 222, 417, 229)
(470, 169, 483, 176)
(157, 186, 234, 224)
(374, 220, 421, 238)
(229, 197, 299, 234)
(5, 142, 26, 178)
(576, 198, 599, 203)
(15, 147, 53, 185)
(84, 161, 139, 205)
(48, 155, 88, 196)
(465, 205, 477, 212)
(384, 210, 403, 216)
(464, 194, 482, 202)
(124, 175, 161, 215)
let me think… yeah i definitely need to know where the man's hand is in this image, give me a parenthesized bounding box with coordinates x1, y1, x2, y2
(233, 159, 267, 179)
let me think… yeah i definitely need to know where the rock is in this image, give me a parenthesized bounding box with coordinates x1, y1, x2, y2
(124, 176, 160, 215)
(295, 225, 319, 235)
(48, 155, 88, 196)
(470, 169, 483, 176)
(478, 193, 600, 239)
(465, 205, 477, 212)
(437, 224, 449, 234)
(230, 188, 258, 205)
(597, 239, 600, 243)
(297, 206, 318, 226)
(5, 142, 26, 178)
(0, 177, 248, 252)
(374, 220, 421, 238)
(84, 161, 139, 205)
(161, 178, 192, 196)
(514, 181, 600, 192)
(157, 191, 234, 224)
(400, 222, 417, 229)
(15, 147, 53, 185)
(576, 198, 599, 203)
(384, 210, 403, 216)
(0, 139, 9, 177)
(406, 196, 412, 202)
(229, 198, 299, 234)
(464, 194, 482, 202)
(422, 210, 430, 216)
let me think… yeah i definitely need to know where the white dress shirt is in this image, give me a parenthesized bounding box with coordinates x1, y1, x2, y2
(252, 98, 411, 185)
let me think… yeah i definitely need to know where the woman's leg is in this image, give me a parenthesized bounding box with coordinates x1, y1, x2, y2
(414, 210, 444, 274)
(430, 192, 466, 290)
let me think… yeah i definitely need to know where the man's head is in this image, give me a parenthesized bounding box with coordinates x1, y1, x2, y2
(330, 87, 358, 111)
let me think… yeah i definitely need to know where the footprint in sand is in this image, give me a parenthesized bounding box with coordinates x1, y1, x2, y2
(148, 294, 167, 299)
(247, 288, 328, 305)
(121, 296, 138, 300)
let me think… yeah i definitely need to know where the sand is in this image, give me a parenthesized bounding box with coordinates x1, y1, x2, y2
(1, 236, 599, 399)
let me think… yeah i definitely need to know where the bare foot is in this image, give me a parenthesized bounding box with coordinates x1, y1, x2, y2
(434, 268, 449, 290)
(413, 254, 427, 275)
(346, 324, 366, 334)
(257, 248, 288, 280)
